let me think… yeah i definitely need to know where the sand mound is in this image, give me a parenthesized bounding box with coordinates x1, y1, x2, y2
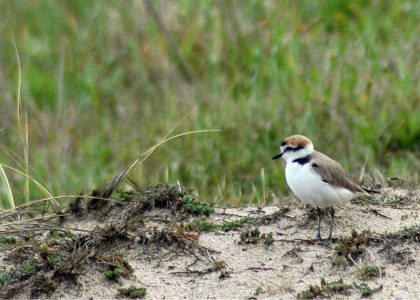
(0, 184, 419, 299)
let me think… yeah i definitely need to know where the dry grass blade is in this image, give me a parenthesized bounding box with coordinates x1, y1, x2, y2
(12, 195, 118, 210)
(99, 129, 220, 198)
(99, 165, 130, 198)
(126, 178, 142, 192)
(0, 142, 53, 191)
(0, 165, 14, 209)
(98, 108, 220, 198)
(0, 163, 62, 213)
(13, 36, 22, 137)
(0, 211, 61, 228)
(24, 111, 29, 209)
(0, 195, 118, 225)
(10, 38, 60, 214)
(13, 38, 28, 209)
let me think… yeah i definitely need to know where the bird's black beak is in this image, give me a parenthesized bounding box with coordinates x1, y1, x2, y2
(272, 153, 283, 160)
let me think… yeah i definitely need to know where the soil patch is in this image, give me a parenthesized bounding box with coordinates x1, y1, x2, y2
(0, 184, 419, 299)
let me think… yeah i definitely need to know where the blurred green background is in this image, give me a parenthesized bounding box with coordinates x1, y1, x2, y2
(0, 0, 419, 208)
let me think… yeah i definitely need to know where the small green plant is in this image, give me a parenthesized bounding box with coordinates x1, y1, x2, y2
(240, 228, 273, 245)
(219, 217, 250, 231)
(7, 260, 37, 282)
(181, 196, 214, 216)
(106, 268, 123, 283)
(388, 225, 420, 243)
(184, 216, 218, 232)
(118, 285, 147, 298)
(183, 216, 251, 232)
(360, 265, 384, 281)
(298, 278, 352, 299)
(264, 233, 274, 245)
(240, 228, 261, 244)
(39, 244, 49, 255)
(38, 245, 68, 267)
(47, 255, 60, 266)
(49, 228, 58, 236)
(364, 197, 381, 205)
(101, 253, 134, 283)
(333, 230, 370, 266)
(299, 279, 383, 298)
(117, 190, 138, 199)
(255, 286, 264, 295)
(65, 230, 75, 238)
(357, 283, 383, 297)
(332, 256, 349, 268)
(0, 236, 16, 245)
(0, 270, 10, 289)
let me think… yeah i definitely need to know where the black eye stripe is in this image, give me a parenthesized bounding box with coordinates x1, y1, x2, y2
(284, 146, 304, 152)
(281, 141, 286, 146)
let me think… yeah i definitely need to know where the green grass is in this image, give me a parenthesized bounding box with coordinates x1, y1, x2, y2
(298, 278, 352, 299)
(1, 1, 420, 207)
(118, 285, 147, 299)
(182, 216, 251, 232)
(387, 225, 420, 243)
(181, 195, 215, 216)
(183, 216, 218, 232)
(359, 265, 384, 281)
(240, 227, 274, 245)
(333, 230, 370, 267)
(219, 216, 251, 231)
(298, 278, 382, 299)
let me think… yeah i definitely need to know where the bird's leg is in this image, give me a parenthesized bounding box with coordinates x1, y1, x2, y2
(316, 207, 322, 241)
(327, 206, 335, 242)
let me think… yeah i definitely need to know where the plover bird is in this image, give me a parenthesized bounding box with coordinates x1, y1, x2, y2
(272, 135, 378, 242)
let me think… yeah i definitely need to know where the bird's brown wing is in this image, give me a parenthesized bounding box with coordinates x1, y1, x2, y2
(311, 151, 365, 193)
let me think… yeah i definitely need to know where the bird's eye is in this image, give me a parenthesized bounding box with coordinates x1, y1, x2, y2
(284, 146, 303, 152)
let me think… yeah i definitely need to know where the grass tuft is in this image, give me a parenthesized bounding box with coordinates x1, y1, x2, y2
(240, 227, 274, 245)
(298, 278, 352, 299)
(359, 265, 384, 281)
(387, 225, 420, 243)
(333, 230, 370, 267)
(181, 196, 215, 216)
(118, 285, 147, 299)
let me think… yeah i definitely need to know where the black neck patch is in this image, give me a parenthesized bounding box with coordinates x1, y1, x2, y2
(292, 155, 311, 165)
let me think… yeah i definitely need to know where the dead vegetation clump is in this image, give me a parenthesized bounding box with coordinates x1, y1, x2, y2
(372, 225, 420, 266)
(0, 183, 224, 298)
(333, 230, 371, 267)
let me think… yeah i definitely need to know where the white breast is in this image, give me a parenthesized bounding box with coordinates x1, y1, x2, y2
(285, 161, 356, 208)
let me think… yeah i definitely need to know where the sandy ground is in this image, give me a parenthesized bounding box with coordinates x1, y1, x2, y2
(0, 186, 419, 299)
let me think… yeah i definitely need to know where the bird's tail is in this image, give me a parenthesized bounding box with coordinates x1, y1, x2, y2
(362, 187, 381, 195)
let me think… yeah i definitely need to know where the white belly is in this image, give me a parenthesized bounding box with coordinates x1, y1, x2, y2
(285, 161, 355, 208)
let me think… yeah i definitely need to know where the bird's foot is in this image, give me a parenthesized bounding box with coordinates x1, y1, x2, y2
(313, 235, 334, 244)
(317, 240, 331, 245)
(312, 233, 322, 242)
